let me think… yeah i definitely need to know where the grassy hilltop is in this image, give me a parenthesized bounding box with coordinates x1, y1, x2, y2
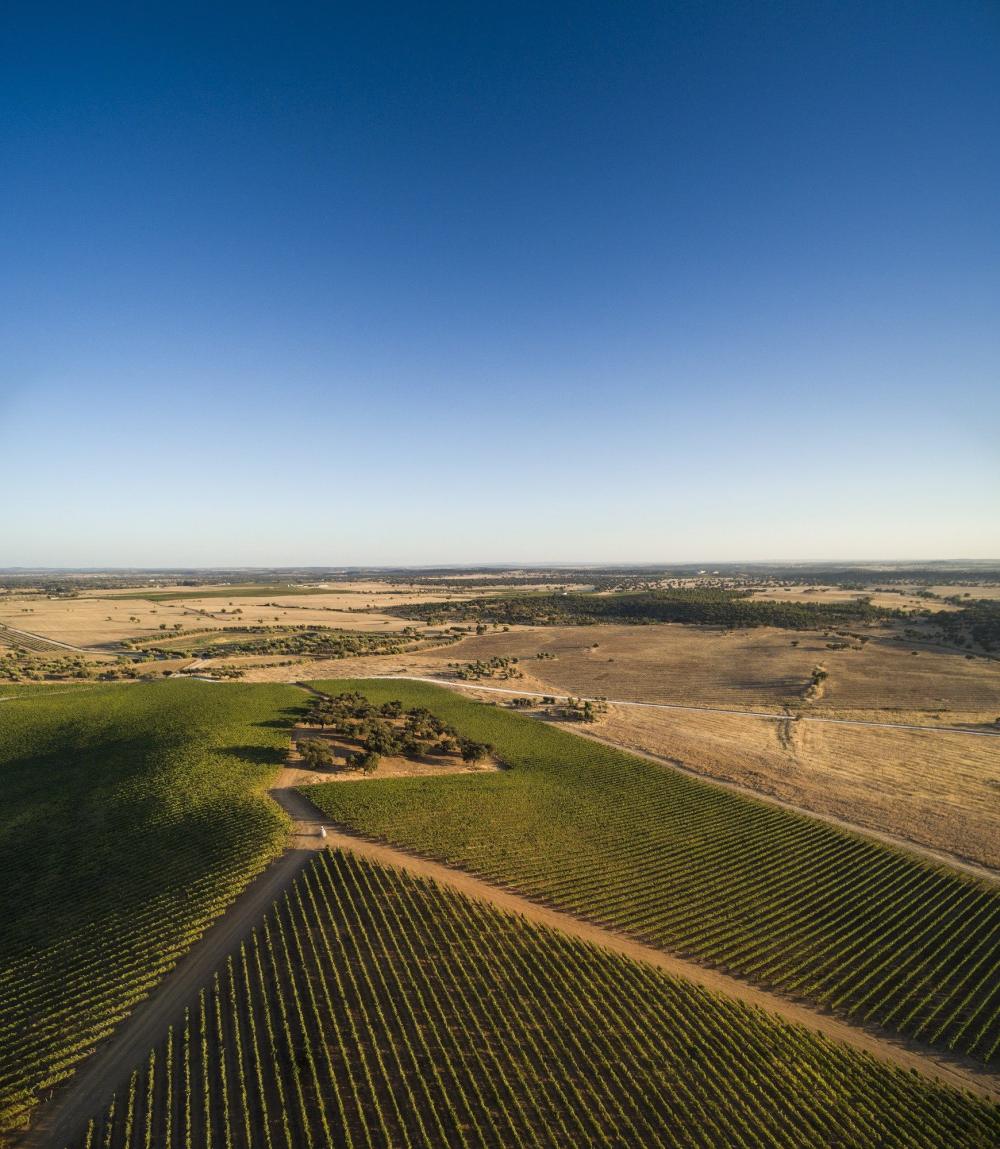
(0, 681, 303, 1135)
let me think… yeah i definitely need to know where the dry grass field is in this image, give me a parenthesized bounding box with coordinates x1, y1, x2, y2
(148, 598, 427, 634)
(0, 581, 464, 650)
(238, 621, 1000, 720)
(748, 586, 955, 611)
(0, 597, 197, 647)
(589, 704, 1000, 871)
(927, 584, 1000, 600)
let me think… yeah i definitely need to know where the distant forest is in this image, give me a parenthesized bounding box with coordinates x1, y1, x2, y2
(391, 588, 900, 631)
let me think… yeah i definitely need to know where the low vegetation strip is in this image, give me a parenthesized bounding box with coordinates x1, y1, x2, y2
(70, 850, 1000, 1149)
(0, 681, 305, 1140)
(305, 680, 1000, 1069)
(391, 587, 899, 630)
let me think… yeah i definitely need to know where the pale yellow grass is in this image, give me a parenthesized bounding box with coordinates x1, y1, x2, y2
(927, 584, 1000, 601)
(593, 704, 1000, 870)
(169, 599, 426, 633)
(0, 597, 198, 647)
(238, 622, 1000, 720)
(748, 586, 956, 611)
(0, 585, 453, 649)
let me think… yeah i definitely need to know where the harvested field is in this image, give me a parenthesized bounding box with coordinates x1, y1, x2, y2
(592, 704, 1000, 870)
(242, 623, 1000, 718)
(811, 639, 1000, 716)
(749, 587, 955, 611)
(0, 597, 197, 648)
(0, 586, 450, 655)
(928, 585, 1000, 601)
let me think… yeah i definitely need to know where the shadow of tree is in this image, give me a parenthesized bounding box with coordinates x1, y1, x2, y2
(218, 744, 289, 767)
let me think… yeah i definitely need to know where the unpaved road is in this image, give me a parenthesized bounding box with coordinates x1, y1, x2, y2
(18, 756, 1000, 1147)
(315, 823, 1000, 1102)
(16, 774, 327, 1149)
(376, 674, 1000, 739)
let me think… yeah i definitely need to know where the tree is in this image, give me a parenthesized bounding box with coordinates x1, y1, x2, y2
(363, 719, 401, 756)
(458, 739, 493, 764)
(359, 751, 381, 775)
(297, 738, 335, 770)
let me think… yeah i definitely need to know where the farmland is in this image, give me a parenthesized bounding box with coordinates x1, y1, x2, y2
(240, 619, 1000, 721)
(4, 568, 1000, 1143)
(69, 849, 1000, 1149)
(591, 703, 1000, 870)
(306, 680, 1000, 1067)
(0, 681, 304, 1136)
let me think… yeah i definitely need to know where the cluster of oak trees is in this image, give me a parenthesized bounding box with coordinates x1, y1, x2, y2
(297, 691, 495, 774)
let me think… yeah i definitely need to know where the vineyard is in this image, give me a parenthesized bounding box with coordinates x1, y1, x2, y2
(306, 680, 1000, 1067)
(70, 850, 1000, 1149)
(0, 681, 305, 1138)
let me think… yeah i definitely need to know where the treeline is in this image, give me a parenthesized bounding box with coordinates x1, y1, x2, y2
(380, 563, 1000, 590)
(392, 588, 900, 631)
(137, 628, 415, 661)
(926, 601, 1000, 652)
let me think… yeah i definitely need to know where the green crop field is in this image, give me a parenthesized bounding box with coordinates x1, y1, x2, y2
(306, 680, 1000, 1067)
(70, 850, 1000, 1149)
(0, 680, 305, 1137)
(0, 683, 103, 700)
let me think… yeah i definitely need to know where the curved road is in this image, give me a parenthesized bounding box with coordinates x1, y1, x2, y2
(17, 738, 1000, 1146)
(374, 674, 1000, 738)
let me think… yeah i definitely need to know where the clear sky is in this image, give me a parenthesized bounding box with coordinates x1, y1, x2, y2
(2, 1, 998, 566)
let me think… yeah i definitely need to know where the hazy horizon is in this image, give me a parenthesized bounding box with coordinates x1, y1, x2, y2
(3, 557, 999, 574)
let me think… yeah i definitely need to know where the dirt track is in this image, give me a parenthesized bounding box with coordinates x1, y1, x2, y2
(378, 674, 1000, 739)
(15, 778, 327, 1149)
(18, 761, 1000, 1148)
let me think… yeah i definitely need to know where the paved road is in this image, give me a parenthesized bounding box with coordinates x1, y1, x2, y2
(375, 674, 1000, 738)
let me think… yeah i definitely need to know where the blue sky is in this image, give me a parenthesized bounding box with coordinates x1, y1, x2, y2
(2, 1, 997, 566)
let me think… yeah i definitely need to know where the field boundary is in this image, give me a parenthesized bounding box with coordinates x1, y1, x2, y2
(556, 724, 1000, 885)
(17, 688, 1000, 1148)
(371, 674, 1000, 738)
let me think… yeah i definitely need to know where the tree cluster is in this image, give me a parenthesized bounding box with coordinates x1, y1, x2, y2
(302, 692, 496, 768)
(392, 588, 900, 632)
(450, 656, 523, 681)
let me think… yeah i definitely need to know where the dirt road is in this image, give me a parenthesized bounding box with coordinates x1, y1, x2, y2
(18, 760, 1000, 1147)
(16, 773, 326, 1149)
(314, 823, 1000, 1102)
(377, 674, 1000, 739)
